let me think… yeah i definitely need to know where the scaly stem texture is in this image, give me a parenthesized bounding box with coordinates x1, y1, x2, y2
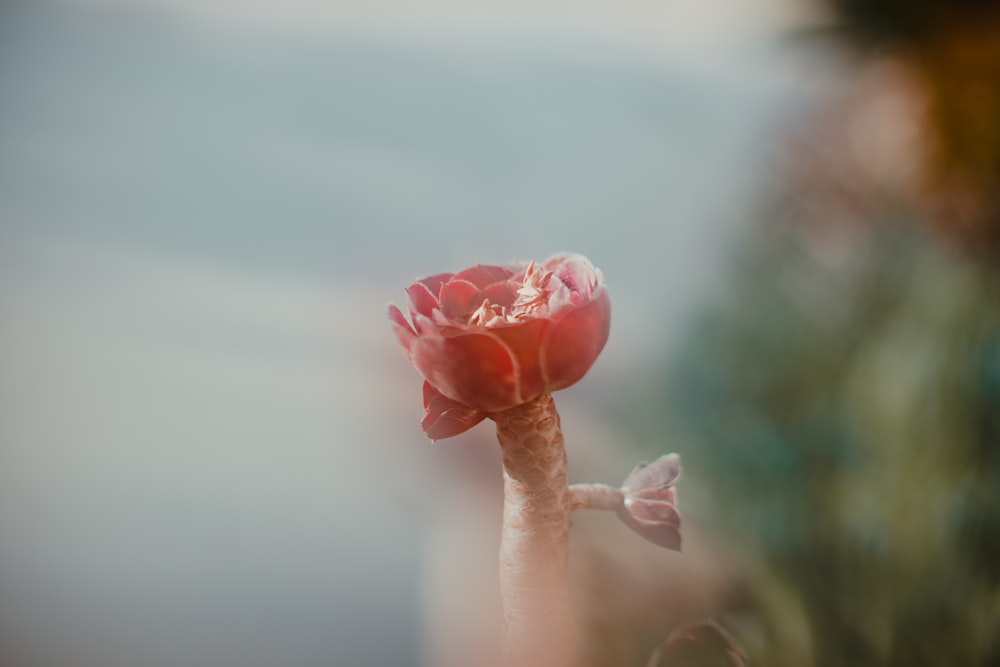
(493, 393, 576, 667)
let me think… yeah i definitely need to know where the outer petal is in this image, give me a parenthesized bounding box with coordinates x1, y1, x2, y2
(420, 382, 487, 439)
(543, 254, 599, 296)
(439, 279, 482, 320)
(387, 304, 417, 354)
(452, 265, 515, 289)
(411, 332, 521, 412)
(422, 408, 487, 440)
(483, 281, 519, 309)
(540, 286, 611, 391)
(406, 281, 440, 320)
(488, 318, 549, 403)
(417, 272, 454, 295)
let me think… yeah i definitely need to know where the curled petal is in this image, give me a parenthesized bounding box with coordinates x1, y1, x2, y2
(541, 253, 574, 273)
(411, 332, 520, 412)
(544, 253, 596, 294)
(541, 286, 611, 390)
(488, 318, 549, 403)
(417, 272, 454, 295)
(421, 382, 488, 439)
(411, 311, 443, 338)
(439, 279, 482, 320)
(388, 304, 417, 354)
(452, 264, 515, 289)
(422, 407, 487, 440)
(424, 409, 466, 436)
(483, 281, 519, 309)
(422, 379, 441, 410)
(406, 281, 440, 320)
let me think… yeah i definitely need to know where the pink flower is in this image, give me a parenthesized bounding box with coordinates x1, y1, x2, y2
(389, 254, 611, 439)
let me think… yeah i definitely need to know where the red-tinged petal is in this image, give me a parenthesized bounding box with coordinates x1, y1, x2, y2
(489, 319, 549, 402)
(439, 279, 482, 320)
(420, 382, 486, 439)
(417, 272, 454, 295)
(421, 406, 487, 440)
(422, 380, 440, 409)
(543, 254, 597, 295)
(388, 304, 417, 354)
(483, 281, 519, 309)
(422, 380, 468, 412)
(540, 286, 611, 391)
(452, 264, 515, 289)
(406, 281, 440, 319)
(411, 332, 520, 412)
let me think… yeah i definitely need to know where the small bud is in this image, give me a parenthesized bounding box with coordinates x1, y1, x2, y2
(617, 454, 682, 551)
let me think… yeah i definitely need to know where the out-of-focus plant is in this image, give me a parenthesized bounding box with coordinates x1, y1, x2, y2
(830, 0, 1000, 252)
(610, 2, 1000, 658)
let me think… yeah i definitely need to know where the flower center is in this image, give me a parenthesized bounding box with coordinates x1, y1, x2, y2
(468, 262, 553, 327)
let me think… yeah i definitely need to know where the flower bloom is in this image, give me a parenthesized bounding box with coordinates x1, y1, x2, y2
(389, 254, 611, 439)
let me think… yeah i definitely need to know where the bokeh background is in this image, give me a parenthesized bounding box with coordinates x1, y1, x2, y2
(1, 1, 997, 666)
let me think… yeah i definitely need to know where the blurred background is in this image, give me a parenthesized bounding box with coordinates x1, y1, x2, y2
(1, 0, 997, 666)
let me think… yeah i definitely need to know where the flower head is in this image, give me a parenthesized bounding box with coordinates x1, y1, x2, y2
(389, 254, 611, 439)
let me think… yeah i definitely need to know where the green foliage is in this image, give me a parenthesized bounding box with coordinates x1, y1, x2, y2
(648, 219, 1000, 666)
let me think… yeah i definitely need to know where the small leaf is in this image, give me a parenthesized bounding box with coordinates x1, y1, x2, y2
(616, 453, 683, 550)
(625, 496, 681, 527)
(622, 454, 681, 495)
(616, 503, 682, 551)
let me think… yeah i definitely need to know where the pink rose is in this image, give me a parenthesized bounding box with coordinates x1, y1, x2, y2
(389, 254, 611, 439)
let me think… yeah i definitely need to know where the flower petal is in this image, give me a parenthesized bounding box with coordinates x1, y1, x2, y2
(422, 406, 487, 440)
(418, 382, 488, 439)
(439, 279, 482, 321)
(543, 254, 598, 296)
(388, 304, 417, 354)
(422, 379, 441, 410)
(452, 264, 515, 289)
(406, 281, 440, 319)
(488, 319, 549, 402)
(417, 272, 454, 295)
(411, 332, 520, 412)
(483, 281, 519, 309)
(421, 381, 463, 413)
(540, 286, 611, 390)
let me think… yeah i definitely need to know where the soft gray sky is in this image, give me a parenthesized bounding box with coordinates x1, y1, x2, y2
(61, 0, 826, 59)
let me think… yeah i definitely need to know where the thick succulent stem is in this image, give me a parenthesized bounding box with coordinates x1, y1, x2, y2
(493, 393, 577, 667)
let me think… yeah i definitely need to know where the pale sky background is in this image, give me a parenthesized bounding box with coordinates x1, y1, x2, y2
(62, 0, 826, 55)
(0, 0, 839, 665)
